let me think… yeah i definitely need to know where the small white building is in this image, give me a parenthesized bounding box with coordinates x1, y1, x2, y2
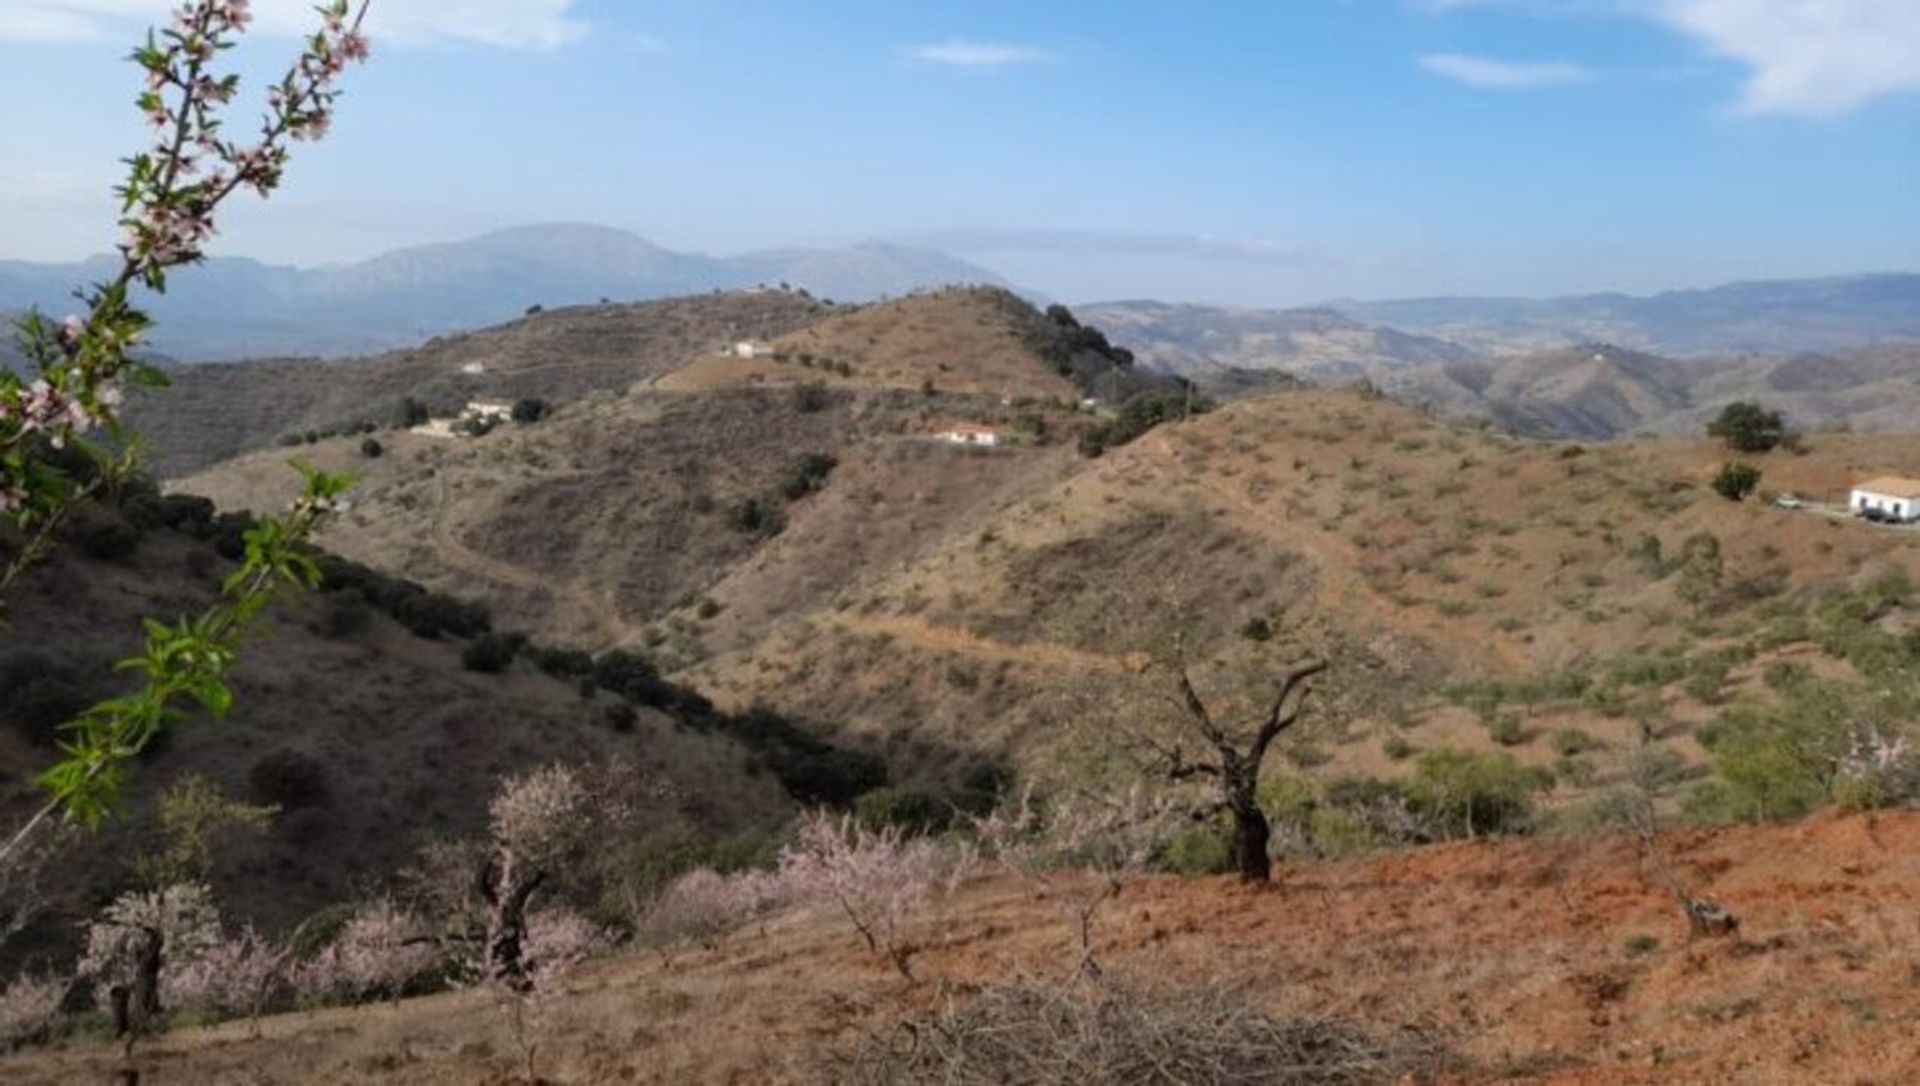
(936, 424, 1006, 448)
(729, 340, 776, 359)
(1850, 477, 1920, 522)
(459, 362, 486, 376)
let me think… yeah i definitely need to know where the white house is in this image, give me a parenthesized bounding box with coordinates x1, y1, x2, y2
(1851, 477, 1920, 522)
(936, 424, 1006, 448)
(729, 340, 776, 359)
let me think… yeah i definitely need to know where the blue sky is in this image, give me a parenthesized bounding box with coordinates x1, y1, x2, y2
(0, 0, 1914, 304)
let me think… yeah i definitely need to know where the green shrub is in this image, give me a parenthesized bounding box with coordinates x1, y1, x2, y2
(855, 787, 953, 836)
(1710, 462, 1761, 502)
(1155, 821, 1236, 875)
(1382, 735, 1415, 761)
(779, 453, 839, 501)
(1410, 748, 1544, 838)
(1549, 728, 1599, 757)
(1486, 714, 1526, 746)
(359, 437, 383, 459)
(1707, 402, 1786, 453)
(461, 633, 517, 674)
(511, 397, 549, 424)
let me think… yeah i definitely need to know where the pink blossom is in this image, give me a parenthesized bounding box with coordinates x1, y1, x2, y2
(294, 899, 442, 1004)
(78, 883, 223, 1011)
(0, 973, 66, 1046)
(164, 924, 286, 1016)
(523, 908, 611, 990)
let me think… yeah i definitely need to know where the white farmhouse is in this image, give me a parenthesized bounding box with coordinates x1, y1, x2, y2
(729, 340, 776, 359)
(936, 424, 1006, 448)
(1850, 477, 1920, 522)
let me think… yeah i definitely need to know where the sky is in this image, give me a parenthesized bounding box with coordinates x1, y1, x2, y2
(0, 0, 1915, 305)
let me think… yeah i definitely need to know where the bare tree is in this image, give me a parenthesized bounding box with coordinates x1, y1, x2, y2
(1138, 648, 1326, 882)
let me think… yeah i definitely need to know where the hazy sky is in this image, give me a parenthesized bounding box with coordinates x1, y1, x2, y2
(0, 0, 1915, 305)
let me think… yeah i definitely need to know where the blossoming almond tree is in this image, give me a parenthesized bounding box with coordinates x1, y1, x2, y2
(0, 1, 372, 868)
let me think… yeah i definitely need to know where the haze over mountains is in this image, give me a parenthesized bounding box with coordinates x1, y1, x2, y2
(3, 220, 1914, 371)
(0, 224, 1011, 361)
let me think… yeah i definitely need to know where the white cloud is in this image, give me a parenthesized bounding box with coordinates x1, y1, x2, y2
(0, 0, 587, 49)
(903, 39, 1052, 69)
(1419, 52, 1595, 87)
(1651, 0, 1920, 116)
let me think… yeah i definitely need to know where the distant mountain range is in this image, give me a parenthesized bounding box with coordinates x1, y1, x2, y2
(1328, 274, 1920, 358)
(3, 225, 1914, 379)
(0, 224, 1011, 362)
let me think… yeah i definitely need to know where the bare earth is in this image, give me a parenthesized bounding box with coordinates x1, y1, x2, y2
(7, 810, 1917, 1085)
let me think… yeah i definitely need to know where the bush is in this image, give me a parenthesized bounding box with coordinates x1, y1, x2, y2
(855, 787, 952, 836)
(1711, 462, 1761, 502)
(312, 590, 372, 639)
(779, 452, 839, 501)
(1155, 821, 1236, 875)
(726, 496, 784, 537)
(68, 505, 141, 561)
(529, 645, 595, 679)
(1410, 748, 1544, 838)
(359, 437, 383, 459)
(392, 591, 491, 640)
(792, 381, 831, 413)
(461, 632, 517, 674)
(249, 749, 330, 810)
(394, 397, 429, 429)
(1549, 728, 1599, 757)
(511, 397, 549, 424)
(1707, 402, 1786, 453)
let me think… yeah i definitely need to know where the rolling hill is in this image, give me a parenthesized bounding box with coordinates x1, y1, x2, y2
(173, 287, 1920, 804)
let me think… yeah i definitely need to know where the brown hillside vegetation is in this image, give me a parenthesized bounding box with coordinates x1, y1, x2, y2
(7, 810, 1919, 1084)
(687, 388, 1920, 779)
(0, 512, 790, 951)
(126, 291, 827, 476)
(181, 360, 1920, 804)
(656, 287, 1085, 401)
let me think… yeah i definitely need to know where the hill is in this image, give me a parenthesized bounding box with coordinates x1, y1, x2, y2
(8, 809, 1918, 1083)
(0, 224, 1013, 362)
(1080, 300, 1480, 392)
(1381, 341, 1920, 440)
(1332, 273, 1920, 358)
(184, 367, 1920, 802)
(170, 289, 1126, 653)
(0, 498, 793, 955)
(121, 290, 828, 477)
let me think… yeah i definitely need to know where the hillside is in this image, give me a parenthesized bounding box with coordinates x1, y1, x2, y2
(8, 810, 1918, 1083)
(0, 225, 1011, 362)
(659, 287, 1093, 400)
(0, 501, 792, 956)
(679, 387, 1920, 788)
(183, 365, 1920, 805)
(1333, 273, 1920, 358)
(123, 290, 827, 477)
(1081, 301, 1481, 392)
(1382, 342, 1920, 440)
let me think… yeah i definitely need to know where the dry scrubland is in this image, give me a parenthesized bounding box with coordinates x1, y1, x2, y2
(11, 286, 1913, 1083)
(182, 289, 1920, 812)
(6, 811, 1919, 1084)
